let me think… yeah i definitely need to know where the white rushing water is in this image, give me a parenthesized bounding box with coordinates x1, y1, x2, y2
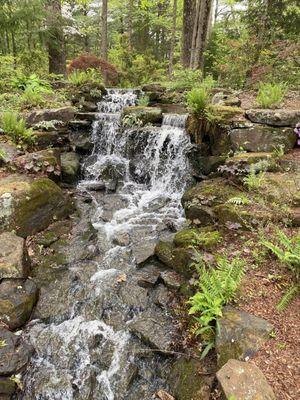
(21, 89, 193, 400)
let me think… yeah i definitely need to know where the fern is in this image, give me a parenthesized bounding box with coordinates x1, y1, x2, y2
(227, 196, 250, 205)
(188, 256, 245, 358)
(243, 165, 265, 190)
(276, 284, 299, 312)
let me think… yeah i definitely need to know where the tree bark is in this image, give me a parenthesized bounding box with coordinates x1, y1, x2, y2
(190, 0, 213, 70)
(101, 0, 108, 61)
(181, 0, 196, 68)
(169, 0, 178, 76)
(46, 0, 66, 76)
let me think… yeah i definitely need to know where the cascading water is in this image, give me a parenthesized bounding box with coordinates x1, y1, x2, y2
(20, 89, 193, 400)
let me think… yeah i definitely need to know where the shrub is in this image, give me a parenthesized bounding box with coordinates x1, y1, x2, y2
(68, 54, 118, 85)
(169, 68, 202, 90)
(189, 256, 245, 358)
(11, 73, 52, 93)
(186, 86, 211, 116)
(261, 229, 300, 311)
(68, 69, 103, 86)
(256, 83, 286, 108)
(1, 112, 35, 145)
(137, 95, 150, 106)
(243, 165, 265, 190)
(20, 88, 46, 108)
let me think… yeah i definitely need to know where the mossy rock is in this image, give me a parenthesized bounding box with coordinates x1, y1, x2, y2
(122, 106, 163, 125)
(155, 241, 198, 278)
(168, 357, 213, 400)
(0, 175, 73, 237)
(0, 377, 16, 395)
(174, 227, 222, 250)
(212, 105, 245, 125)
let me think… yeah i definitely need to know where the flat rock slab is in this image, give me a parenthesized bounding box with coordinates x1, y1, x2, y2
(0, 279, 38, 329)
(0, 175, 72, 237)
(217, 359, 276, 400)
(26, 107, 75, 125)
(0, 327, 33, 376)
(128, 309, 175, 352)
(216, 307, 273, 368)
(230, 125, 295, 152)
(246, 109, 300, 127)
(0, 232, 30, 280)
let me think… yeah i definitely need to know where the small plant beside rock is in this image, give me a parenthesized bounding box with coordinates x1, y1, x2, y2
(1, 112, 35, 146)
(256, 82, 286, 109)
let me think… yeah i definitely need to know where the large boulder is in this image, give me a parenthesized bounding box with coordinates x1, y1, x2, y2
(26, 107, 76, 126)
(0, 327, 33, 376)
(0, 279, 38, 330)
(13, 149, 61, 178)
(122, 106, 163, 126)
(0, 140, 19, 165)
(246, 109, 300, 127)
(168, 357, 213, 400)
(0, 232, 30, 280)
(216, 307, 273, 368)
(61, 152, 80, 183)
(216, 359, 276, 400)
(230, 125, 296, 152)
(0, 175, 72, 237)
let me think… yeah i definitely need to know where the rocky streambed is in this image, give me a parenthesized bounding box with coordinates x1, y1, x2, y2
(0, 84, 299, 400)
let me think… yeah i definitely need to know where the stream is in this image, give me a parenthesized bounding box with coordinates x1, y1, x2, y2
(19, 89, 194, 400)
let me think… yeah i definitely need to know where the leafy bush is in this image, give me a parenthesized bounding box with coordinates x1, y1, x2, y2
(68, 69, 103, 86)
(261, 229, 300, 311)
(169, 68, 202, 90)
(186, 87, 211, 117)
(1, 112, 35, 145)
(189, 256, 245, 358)
(20, 88, 46, 108)
(137, 95, 150, 106)
(68, 54, 118, 85)
(122, 114, 143, 128)
(11, 74, 52, 93)
(243, 165, 265, 189)
(256, 83, 286, 108)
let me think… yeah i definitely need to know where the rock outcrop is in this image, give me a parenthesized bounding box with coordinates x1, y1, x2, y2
(0, 232, 30, 279)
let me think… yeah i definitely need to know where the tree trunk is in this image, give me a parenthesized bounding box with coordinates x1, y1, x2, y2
(101, 0, 108, 61)
(46, 0, 66, 76)
(169, 0, 178, 76)
(127, 0, 133, 50)
(181, 0, 196, 68)
(190, 0, 213, 70)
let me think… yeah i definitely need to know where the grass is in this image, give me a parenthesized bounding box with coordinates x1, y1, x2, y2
(256, 83, 286, 109)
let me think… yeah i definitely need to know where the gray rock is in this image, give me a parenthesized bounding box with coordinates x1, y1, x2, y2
(0, 327, 33, 375)
(0, 141, 19, 164)
(246, 109, 300, 127)
(122, 106, 163, 126)
(212, 92, 241, 107)
(168, 357, 213, 400)
(128, 309, 175, 352)
(230, 125, 296, 152)
(0, 279, 38, 330)
(0, 175, 72, 237)
(216, 359, 276, 400)
(135, 264, 161, 288)
(75, 112, 98, 121)
(61, 152, 80, 183)
(160, 270, 184, 289)
(216, 307, 273, 367)
(69, 131, 93, 153)
(13, 149, 61, 178)
(152, 284, 171, 308)
(26, 107, 75, 125)
(0, 233, 30, 280)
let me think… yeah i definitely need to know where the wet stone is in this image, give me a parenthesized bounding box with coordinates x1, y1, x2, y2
(0, 279, 38, 330)
(135, 264, 161, 288)
(0, 233, 30, 280)
(0, 327, 33, 376)
(128, 309, 175, 352)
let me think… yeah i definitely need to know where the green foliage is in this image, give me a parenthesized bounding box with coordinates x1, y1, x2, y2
(261, 229, 300, 311)
(261, 230, 300, 280)
(122, 114, 143, 128)
(11, 74, 52, 93)
(243, 166, 265, 190)
(20, 88, 45, 108)
(186, 87, 211, 117)
(1, 112, 35, 145)
(169, 69, 202, 90)
(68, 69, 103, 86)
(189, 256, 245, 358)
(256, 83, 286, 109)
(0, 149, 6, 161)
(137, 95, 150, 106)
(227, 196, 251, 206)
(276, 284, 299, 312)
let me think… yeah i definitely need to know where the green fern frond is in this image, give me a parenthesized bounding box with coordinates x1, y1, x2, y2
(276, 284, 299, 312)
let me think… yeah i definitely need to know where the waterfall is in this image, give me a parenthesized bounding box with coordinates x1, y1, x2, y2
(20, 89, 193, 400)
